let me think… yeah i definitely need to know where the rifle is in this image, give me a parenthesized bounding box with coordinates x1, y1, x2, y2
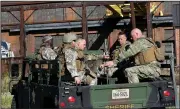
(84, 64, 96, 79)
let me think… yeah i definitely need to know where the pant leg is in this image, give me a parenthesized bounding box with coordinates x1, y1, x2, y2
(81, 70, 97, 85)
(124, 64, 161, 83)
(125, 68, 139, 83)
(87, 70, 98, 86)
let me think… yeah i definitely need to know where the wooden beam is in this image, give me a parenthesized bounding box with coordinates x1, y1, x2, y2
(82, 2, 88, 49)
(20, 7, 26, 58)
(146, 2, 152, 38)
(130, 2, 136, 28)
(175, 29, 180, 66)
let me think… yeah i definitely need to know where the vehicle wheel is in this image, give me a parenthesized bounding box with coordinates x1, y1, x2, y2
(11, 96, 17, 109)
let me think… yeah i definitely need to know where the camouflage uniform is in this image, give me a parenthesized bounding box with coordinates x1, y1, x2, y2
(112, 41, 131, 60)
(114, 37, 161, 83)
(37, 36, 57, 60)
(63, 46, 97, 85)
(97, 41, 132, 78)
(60, 33, 97, 85)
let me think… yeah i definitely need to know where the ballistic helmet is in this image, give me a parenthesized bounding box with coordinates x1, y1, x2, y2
(42, 35, 52, 43)
(63, 33, 77, 43)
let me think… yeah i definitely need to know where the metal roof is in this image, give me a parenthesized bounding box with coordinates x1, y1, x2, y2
(1, 16, 173, 32)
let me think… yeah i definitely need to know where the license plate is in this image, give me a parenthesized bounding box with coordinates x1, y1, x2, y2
(112, 89, 129, 99)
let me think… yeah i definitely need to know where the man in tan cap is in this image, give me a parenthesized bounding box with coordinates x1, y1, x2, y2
(37, 35, 57, 60)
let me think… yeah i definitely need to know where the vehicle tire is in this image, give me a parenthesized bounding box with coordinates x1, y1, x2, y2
(11, 96, 17, 109)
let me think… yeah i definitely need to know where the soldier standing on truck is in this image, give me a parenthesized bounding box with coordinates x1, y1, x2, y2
(37, 35, 57, 60)
(61, 33, 97, 85)
(102, 28, 162, 83)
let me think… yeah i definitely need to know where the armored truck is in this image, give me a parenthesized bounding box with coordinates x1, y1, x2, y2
(9, 51, 178, 109)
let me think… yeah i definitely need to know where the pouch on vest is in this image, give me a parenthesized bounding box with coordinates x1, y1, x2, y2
(146, 38, 165, 62)
(154, 46, 165, 62)
(135, 46, 156, 65)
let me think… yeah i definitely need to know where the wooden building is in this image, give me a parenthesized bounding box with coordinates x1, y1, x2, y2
(1, 1, 180, 68)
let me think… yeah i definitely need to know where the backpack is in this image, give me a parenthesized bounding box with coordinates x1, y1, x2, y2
(146, 38, 165, 62)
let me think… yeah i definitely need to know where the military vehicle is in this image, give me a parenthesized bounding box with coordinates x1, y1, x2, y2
(9, 50, 178, 109)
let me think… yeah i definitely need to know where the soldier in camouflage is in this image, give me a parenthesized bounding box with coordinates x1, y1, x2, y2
(112, 32, 131, 60)
(62, 33, 98, 85)
(108, 32, 133, 82)
(37, 35, 57, 60)
(97, 32, 132, 78)
(102, 28, 161, 83)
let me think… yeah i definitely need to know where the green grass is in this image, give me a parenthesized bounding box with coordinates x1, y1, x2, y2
(1, 73, 10, 93)
(1, 92, 14, 108)
(1, 72, 13, 108)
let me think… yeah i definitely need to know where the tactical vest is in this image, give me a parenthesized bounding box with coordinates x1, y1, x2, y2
(112, 41, 130, 60)
(135, 38, 163, 65)
(59, 44, 85, 76)
(135, 46, 156, 65)
(147, 39, 165, 62)
(58, 44, 72, 76)
(76, 50, 85, 72)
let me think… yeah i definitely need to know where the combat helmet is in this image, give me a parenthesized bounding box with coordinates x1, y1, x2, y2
(42, 35, 52, 43)
(63, 33, 77, 43)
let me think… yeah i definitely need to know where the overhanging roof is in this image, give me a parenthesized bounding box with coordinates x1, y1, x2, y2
(1, 16, 173, 32)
